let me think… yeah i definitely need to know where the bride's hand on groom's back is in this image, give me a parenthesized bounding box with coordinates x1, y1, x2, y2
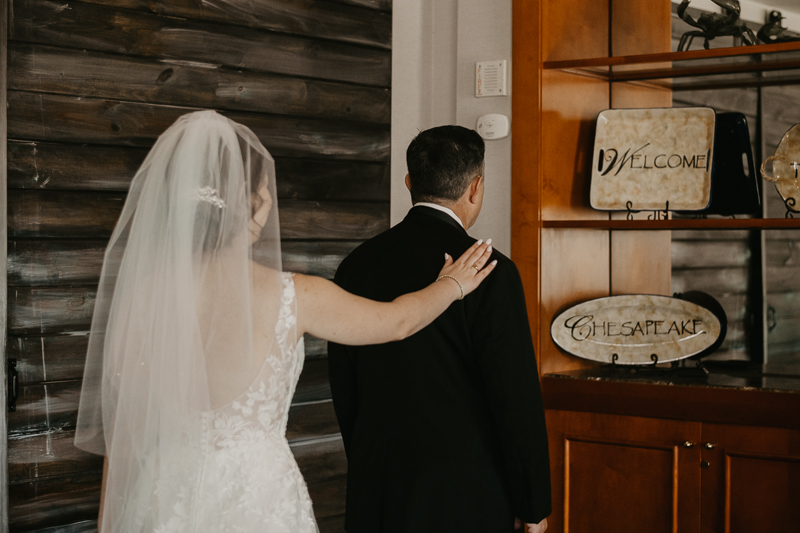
(438, 239, 497, 298)
(515, 517, 548, 533)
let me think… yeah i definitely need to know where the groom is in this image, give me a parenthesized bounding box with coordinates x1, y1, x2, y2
(328, 125, 550, 533)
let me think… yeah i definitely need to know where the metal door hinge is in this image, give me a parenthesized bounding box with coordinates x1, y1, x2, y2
(8, 359, 18, 412)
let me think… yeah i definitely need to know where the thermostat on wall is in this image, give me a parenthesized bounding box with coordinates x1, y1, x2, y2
(476, 114, 509, 140)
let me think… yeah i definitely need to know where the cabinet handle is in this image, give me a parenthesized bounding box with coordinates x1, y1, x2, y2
(704, 442, 716, 449)
(683, 441, 696, 448)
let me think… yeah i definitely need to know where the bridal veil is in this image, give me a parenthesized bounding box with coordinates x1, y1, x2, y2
(75, 110, 282, 530)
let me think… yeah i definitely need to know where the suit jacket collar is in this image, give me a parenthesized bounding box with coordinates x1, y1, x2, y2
(407, 205, 468, 234)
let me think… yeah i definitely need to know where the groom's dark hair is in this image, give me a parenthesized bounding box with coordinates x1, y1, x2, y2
(406, 125, 485, 204)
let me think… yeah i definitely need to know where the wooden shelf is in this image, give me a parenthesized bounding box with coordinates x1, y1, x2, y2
(543, 41, 800, 91)
(542, 218, 800, 230)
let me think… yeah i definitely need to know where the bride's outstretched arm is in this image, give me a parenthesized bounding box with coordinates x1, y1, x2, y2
(295, 241, 496, 345)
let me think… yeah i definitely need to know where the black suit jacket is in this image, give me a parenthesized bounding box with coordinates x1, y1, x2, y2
(328, 206, 551, 533)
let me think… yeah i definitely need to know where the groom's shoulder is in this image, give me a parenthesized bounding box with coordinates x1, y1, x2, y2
(334, 223, 405, 281)
(484, 249, 522, 287)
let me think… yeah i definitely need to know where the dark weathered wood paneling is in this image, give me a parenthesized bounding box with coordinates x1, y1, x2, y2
(305, 334, 327, 358)
(306, 475, 347, 519)
(8, 286, 96, 335)
(8, 239, 360, 287)
(9, 142, 389, 202)
(8, 429, 103, 482)
(282, 241, 361, 279)
(9, 44, 390, 124)
(7, 332, 328, 388)
(7, 190, 125, 239)
(71, 0, 391, 49)
(292, 436, 347, 480)
(276, 159, 389, 202)
(715, 294, 748, 321)
(2, 0, 10, 527)
(9, 467, 345, 531)
(30, 519, 98, 533)
(317, 514, 346, 533)
(7, 334, 89, 383)
(8, 240, 106, 287)
(671, 240, 751, 269)
(6, 0, 388, 525)
(8, 380, 81, 435)
(279, 200, 389, 241)
(766, 265, 800, 292)
(286, 400, 340, 442)
(9, 355, 332, 435)
(7, 190, 387, 240)
(8, 240, 360, 288)
(9, 471, 102, 531)
(11, 0, 391, 86)
(295, 357, 332, 403)
(671, 267, 749, 295)
(8, 142, 147, 191)
(334, 0, 390, 10)
(766, 237, 800, 267)
(10, 382, 337, 488)
(767, 290, 800, 319)
(19, 513, 346, 533)
(7, 92, 390, 160)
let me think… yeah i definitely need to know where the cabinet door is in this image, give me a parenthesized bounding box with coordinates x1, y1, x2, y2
(700, 423, 800, 533)
(547, 410, 702, 533)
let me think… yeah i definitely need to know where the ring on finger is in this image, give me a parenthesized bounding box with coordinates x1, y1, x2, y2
(472, 263, 480, 271)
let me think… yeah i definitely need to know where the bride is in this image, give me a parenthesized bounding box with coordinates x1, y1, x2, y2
(74, 110, 496, 532)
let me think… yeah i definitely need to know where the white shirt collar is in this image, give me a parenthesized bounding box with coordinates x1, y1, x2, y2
(413, 202, 464, 228)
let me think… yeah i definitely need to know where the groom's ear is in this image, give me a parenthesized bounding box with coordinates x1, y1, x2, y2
(467, 175, 483, 204)
(405, 174, 412, 192)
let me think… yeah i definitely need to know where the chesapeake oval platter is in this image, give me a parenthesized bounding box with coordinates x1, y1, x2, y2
(550, 294, 722, 364)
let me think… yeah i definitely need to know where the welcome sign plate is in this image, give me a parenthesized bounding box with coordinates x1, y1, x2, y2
(591, 107, 715, 211)
(551, 294, 722, 364)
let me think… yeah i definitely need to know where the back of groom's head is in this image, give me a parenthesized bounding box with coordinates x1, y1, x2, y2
(406, 125, 485, 204)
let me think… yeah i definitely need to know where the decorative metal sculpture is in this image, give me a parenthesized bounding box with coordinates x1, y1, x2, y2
(757, 11, 800, 44)
(677, 0, 757, 51)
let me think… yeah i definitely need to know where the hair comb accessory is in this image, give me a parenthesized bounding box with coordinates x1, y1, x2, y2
(196, 186, 226, 208)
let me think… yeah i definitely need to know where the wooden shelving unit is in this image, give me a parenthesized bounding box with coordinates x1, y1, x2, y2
(512, 1, 800, 531)
(542, 218, 800, 230)
(544, 41, 800, 90)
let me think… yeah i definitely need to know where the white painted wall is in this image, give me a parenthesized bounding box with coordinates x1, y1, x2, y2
(391, 0, 513, 256)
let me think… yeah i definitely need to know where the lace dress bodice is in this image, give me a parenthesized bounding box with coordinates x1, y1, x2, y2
(145, 273, 318, 533)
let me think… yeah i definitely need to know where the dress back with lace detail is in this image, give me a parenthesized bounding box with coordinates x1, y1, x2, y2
(130, 273, 318, 533)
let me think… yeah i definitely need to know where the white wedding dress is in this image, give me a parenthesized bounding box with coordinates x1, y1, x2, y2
(144, 273, 318, 533)
(75, 111, 320, 532)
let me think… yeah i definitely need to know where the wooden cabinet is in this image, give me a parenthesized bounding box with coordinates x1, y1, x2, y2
(546, 405, 800, 533)
(699, 423, 800, 533)
(546, 410, 702, 533)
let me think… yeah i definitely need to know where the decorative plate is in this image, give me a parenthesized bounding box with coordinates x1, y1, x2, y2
(590, 107, 715, 211)
(550, 294, 723, 365)
(761, 123, 800, 214)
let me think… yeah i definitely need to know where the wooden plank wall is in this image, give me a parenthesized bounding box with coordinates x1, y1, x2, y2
(5, 0, 392, 530)
(1, 0, 9, 529)
(670, 6, 800, 365)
